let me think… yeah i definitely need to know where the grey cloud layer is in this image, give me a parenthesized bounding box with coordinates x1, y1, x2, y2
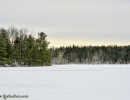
(0, 0, 130, 45)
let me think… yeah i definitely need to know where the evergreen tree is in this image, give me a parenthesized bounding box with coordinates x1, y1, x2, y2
(0, 27, 51, 66)
(0, 29, 9, 65)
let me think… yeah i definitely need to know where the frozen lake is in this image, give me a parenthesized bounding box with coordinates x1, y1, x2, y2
(0, 65, 130, 100)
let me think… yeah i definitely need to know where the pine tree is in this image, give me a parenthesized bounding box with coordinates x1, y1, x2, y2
(36, 32, 51, 65)
(0, 29, 8, 65)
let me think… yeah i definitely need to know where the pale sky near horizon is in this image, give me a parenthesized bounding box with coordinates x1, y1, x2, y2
(0, 0, 130, 47)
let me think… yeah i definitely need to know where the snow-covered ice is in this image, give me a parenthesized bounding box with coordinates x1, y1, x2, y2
(0, 65, 130, 100)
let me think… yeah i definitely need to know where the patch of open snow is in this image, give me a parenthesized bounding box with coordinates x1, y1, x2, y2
(0, 65, 130, 100)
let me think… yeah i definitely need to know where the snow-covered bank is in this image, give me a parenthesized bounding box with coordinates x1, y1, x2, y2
(0, 64, 130, 71)
(0, 65, 130, 100)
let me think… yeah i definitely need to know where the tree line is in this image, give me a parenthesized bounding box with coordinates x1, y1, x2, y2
(50, 45, 130, 64)
(0, 27, 130, 66)
(0, 27, 51, 66)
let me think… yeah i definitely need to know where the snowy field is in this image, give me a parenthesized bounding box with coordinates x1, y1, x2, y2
(0, 65, 130, 100)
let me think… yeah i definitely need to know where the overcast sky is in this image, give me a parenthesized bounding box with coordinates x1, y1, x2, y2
(0, 0, 130, 47)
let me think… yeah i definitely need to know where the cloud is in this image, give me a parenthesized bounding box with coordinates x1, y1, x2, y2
(0, 0, 130, 46)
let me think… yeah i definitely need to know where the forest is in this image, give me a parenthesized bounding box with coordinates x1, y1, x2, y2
(0, 27, 130, 66)
(50, 45, 130, 64)
(0, 27, 51, 66)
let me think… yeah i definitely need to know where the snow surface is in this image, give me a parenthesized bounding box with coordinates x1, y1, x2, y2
(0, 65, 130, 100)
